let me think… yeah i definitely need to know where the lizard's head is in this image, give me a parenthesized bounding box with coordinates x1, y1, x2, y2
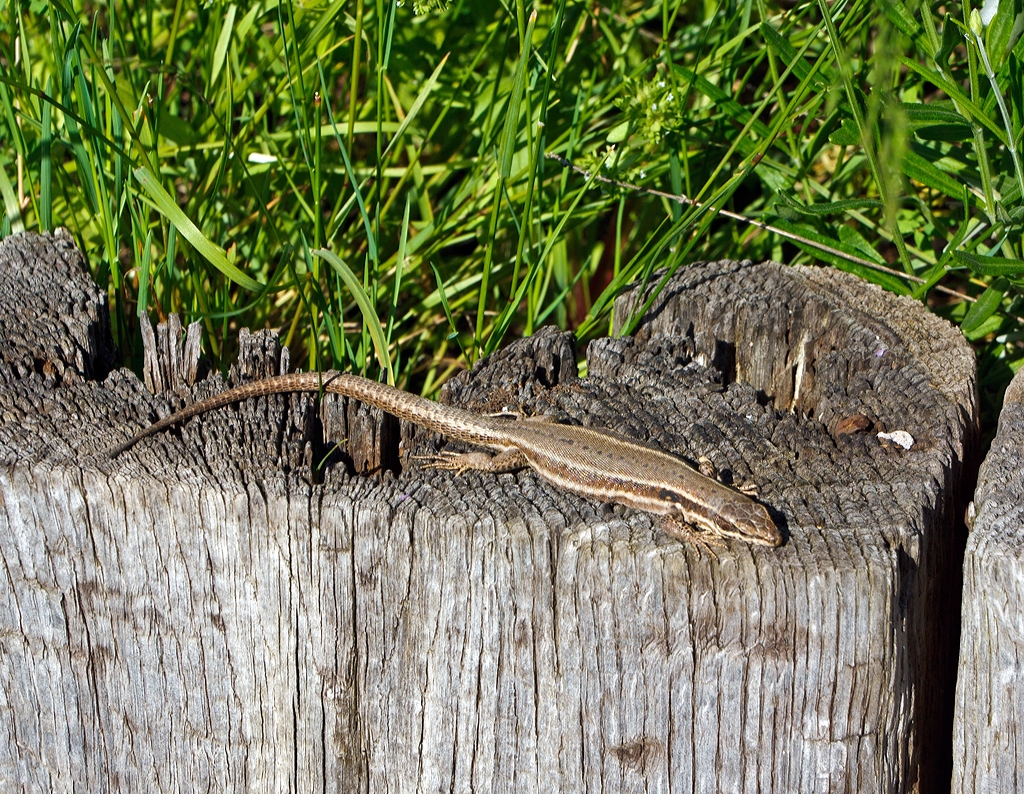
(710, 500, 782, 546)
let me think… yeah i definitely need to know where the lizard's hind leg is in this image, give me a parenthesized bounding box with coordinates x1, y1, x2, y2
(412, 447, 528, 476)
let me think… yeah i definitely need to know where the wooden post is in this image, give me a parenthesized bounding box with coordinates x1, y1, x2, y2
(954, 364, 1024, 791)
(0, 232, 976, 792)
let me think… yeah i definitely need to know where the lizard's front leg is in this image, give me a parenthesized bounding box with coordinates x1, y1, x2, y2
(658, 515, 727, 558)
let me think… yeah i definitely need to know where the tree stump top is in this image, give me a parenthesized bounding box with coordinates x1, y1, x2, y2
(0, 232, 976, 565)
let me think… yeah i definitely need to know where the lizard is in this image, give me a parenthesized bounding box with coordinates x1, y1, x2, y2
(107, 371, 783, 548)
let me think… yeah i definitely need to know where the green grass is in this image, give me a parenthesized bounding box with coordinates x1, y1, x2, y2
(2, 0, 1023, 435)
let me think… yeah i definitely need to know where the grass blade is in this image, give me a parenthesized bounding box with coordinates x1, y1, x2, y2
(133, 166, 263, 292)
(314, 248, 394, 385)
(382, 53, 449, 159)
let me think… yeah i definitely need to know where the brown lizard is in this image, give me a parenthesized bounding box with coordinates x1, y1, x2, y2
(108, 371, 782, 548)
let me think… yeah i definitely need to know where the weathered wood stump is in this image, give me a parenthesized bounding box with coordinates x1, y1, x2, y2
(0, 231, 976, 792)
(954, 365, 1024, 792)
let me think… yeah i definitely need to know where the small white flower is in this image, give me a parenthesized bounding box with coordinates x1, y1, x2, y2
(639, 170, 646, 178)
(658, 80, 665, 87)
(652, 103, 657, 110)
(981, 0, 998, 25)
(878, 430, 915, 449)
(667, 93, 674, 101)
(537, 121, 544, 128)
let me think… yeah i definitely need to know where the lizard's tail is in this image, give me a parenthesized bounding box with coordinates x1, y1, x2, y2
(106, 372, 344, 458)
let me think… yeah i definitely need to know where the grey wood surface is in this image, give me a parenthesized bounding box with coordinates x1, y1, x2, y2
(0, 231, 976, 793)
(954, 364, 1024, 792)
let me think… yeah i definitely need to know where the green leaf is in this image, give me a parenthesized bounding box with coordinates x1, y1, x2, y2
(137, 231, 153, 318)
(387, 194, 412, 348)
(606, 121, 630, 143)
(235, 2, 260, 38)
(485, 143, 603, 354)
(775, 192, 884, 216)
(952, 250, 1024, 276)
(900, 102, 972, 140)
(936, 13, 961, 66)
(912, 260, 951, 301)
(314, 249, 394, 385)
(986, 0, 1024, 68)
(166, 224, 177, 278)
(40, 79, 53, 231)
(879, 0, 921, 39)
(498, 10, 536, 179)
(961, 276, 1008, 335)
(428, 260, 467, 361)
(0, 162, 24, 234)
(837, 224, 889, 264)
(901, 102, 969, 126)
(900, 55, 1009, 144)
(913, 123, 974, 142)
(902, 148, 966, 196)
(673, 64, 772, 140)
(962, 312, 1005, 340)
(209, 4, 237, 89)
(770, 219, 910, 294)
(829, 118, 861, 146)
(760, 23, 821, 85)
(133, 166, 262, 291)
(382, 53, 449, 159)
(333, 134, 378, 266)
(158, 112, 202, 146)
